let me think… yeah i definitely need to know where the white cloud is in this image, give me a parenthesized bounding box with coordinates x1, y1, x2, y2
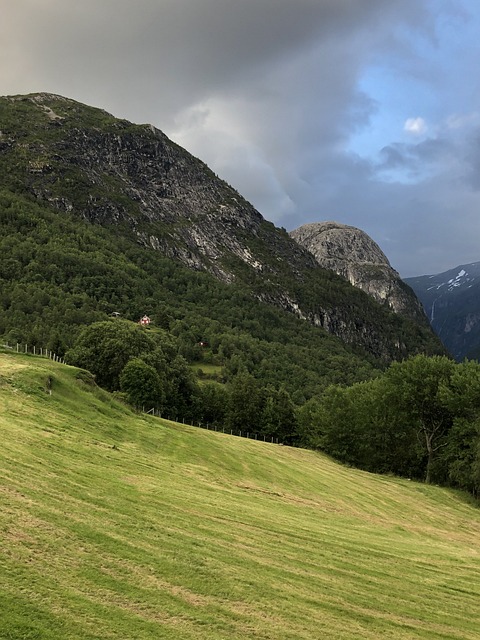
(404, 117, 427, 135)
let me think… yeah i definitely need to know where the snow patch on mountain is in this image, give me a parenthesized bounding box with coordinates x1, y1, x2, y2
(426, 268, 476, 293)
(405, 261, 480, 360)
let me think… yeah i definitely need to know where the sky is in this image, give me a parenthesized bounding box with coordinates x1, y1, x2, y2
(1, 0, 480, 277)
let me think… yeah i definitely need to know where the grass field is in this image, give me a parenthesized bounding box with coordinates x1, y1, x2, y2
(1, 352, 479, 639)
(190, 363, 224, 381)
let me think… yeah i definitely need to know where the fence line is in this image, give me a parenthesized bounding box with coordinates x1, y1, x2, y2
(2, 343, 279, 445)
(2, 342, 66, 365)
(141, 406, 280, 445)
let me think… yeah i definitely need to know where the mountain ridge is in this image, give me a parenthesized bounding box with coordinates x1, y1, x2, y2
(0, 92, 444, 362)
(406, 261, 480, 360)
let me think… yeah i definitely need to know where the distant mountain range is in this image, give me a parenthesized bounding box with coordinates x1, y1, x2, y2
(406, 263, 480, 360)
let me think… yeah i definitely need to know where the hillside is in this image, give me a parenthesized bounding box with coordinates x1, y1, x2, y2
(0, 189, 384, 404)
(406, 262, 480, 360)
(1, 352, 479, 639)
(0, 92, 444, 363)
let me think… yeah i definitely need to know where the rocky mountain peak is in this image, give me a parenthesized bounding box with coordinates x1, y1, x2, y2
(290, 221, 427, 322)
(290, 221, 391, 267)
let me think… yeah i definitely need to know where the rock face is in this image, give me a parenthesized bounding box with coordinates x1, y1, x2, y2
(0, 93, 443, 360)
(290, 222, 427, 323)
(1, 93, 284, 283)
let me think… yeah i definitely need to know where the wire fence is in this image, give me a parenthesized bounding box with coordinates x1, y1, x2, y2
(2, 342, 66, 364)
(142, 407, 280, 444)
(1, 343, 279, 445)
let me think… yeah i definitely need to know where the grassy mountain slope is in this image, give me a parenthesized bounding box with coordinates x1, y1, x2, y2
(1, 352, 479, 640)
(0, 92, 444, 362)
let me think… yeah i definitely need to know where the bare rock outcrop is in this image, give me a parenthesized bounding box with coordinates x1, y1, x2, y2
(290, 221, 427, 322)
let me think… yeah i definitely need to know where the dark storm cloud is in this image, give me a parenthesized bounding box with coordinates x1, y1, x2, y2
(1, 0, 478, 276)
(378, 138, 453, 178)
(2, 0, 417, 125)
(379, 145, 409, 170)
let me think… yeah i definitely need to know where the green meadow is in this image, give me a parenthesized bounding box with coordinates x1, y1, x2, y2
(190, 363, 224, 379)
(1, 351, 479, 639)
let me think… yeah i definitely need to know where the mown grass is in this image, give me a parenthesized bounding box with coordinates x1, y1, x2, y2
(1, 352, 479, 639)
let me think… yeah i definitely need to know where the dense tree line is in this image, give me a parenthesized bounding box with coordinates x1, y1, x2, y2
(65, 319, 298, 441)
(298, 355, 480, 497)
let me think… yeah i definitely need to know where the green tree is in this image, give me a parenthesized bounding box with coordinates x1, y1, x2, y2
(227, 372, 265, 434)
(383, 355, 455, 483)
(261, 387, 297, 443)
(439, 360, 480, 495)
(318, 384, 368, 467)
(312, 375, 425, 478)
(163, 355, 198, 421)
(194, 382, 230, 428)
(295, 397, 324, 449)
(66, 319, 156, 390)
(120, 358, 164, 410)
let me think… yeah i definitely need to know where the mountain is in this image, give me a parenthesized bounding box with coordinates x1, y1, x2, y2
(406, 262, 480, 360)
(290, 221, 427, 323)
(0, 92, 444, 368)
(0, 92, 308, 282)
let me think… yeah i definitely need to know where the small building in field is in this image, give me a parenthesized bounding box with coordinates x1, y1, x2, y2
(139, 315, 151, 326)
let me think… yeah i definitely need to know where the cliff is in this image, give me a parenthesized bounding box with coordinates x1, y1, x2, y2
(290, 221, 428, 324)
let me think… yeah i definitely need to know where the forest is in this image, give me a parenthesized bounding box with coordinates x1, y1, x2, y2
(1, 188, 479, 498)
(0, 187, 380, 402)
